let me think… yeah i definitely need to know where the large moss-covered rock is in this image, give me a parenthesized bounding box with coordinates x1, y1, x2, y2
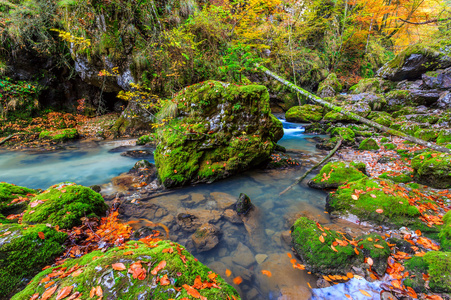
(39, 128, 79, 142)
(440, 210, 451, 251)
(317, 73, 342, 98)
(349, 78, 391, 94)
(285, 105, 324, 123)
(327, 178, 421, 227)
(437, 129, 451, 145)
(359, 138, 379, 150)
(12, 240, 240, 300)
(291, 217, 362, 275)
(22, 182, 108, 229)
(405, 251, 451, 293)
(411, 152, 451, 189)
(308, 161, 367, 189)
(377, 44, 451, 81)
(347, 93, 387, 111)
(0, 224, 67, 298)
(357, 233, 390, 276)
(154, 81, 283, 187)
(0, 182, 36, 216)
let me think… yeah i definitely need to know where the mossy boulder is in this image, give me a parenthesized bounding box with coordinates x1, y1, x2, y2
(347, 93, 387, 111)
(377, 44, 451, 81)
(411, 152, 451, 189)
(291, 217, 362, 275)
(154, 81, 283, 188)
(378, 171, 412, 183)
(374, 115, 393, 127)
(285, 105, 324, 123)
(0, 182, 36, 216)
(349, 78, 391, 94)
(136, 134, 155, 145)
(405, 251, 451, 293)
(323, 102, 370, 122)
(384, 90, 415, 112)
(12, 240, 240, 300)
(39, 128, 79, 142)
(329, 127, 355, 145)
(440, 210, 451, 251)
(317, 73, 342, 98)
(414, 129, 438, 142)
(22, 182, 108, 229)
(383, 143, 396, 150)
(357, 233, 390, 275)
(0, 224, 67, 298)
(437, 129, 451, 145)
(327, 178, 421, 227)
(308, 161, 367, 189)
(399, 114, 439, 125)
(359, 138, 379, 150)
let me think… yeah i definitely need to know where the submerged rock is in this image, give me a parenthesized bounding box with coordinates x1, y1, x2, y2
(22, 182, 108, 229)
(154, 80, 283, 187)
(11, 240, 240, 300)
(191, 223, 220, 252)
(0, 224, 67, 298)
(235, 193, 253, 215)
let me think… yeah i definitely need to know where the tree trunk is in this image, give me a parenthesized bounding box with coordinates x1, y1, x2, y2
(260, 66, 451, 154)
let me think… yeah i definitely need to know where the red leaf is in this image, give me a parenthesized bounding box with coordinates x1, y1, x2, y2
(56, 286, 73, 300)
(38, 232, 45, 239)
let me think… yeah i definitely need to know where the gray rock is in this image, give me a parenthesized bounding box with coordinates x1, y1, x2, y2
(191, 223, 220, 252)
(232, 243, 256, 268)
(436, 91, 451, 109)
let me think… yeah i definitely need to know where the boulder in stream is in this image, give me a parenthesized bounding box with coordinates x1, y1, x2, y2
(235, 193, 253, 215)
(0, 182, 36, 217)
(308, 161, 367, 190)
(154, 80, 283, 187)
(191, 223, 220, 252)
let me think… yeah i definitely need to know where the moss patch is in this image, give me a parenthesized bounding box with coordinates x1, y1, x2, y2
(411, 152, 451, 189)
(0, 224, 67, 298)
(285, 105, 324, 123)
(0, 183, 36, 215)
(357, 233, 390, 275)
(359, 138, 379, 150)
(309, 161, 367, 189)
(39, 128, 79, 142)
(22, 182, 108, 229)
(12, 240, 240, 300)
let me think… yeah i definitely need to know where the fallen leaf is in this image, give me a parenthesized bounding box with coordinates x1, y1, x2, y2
(183, 284, 201, 298)
(375, 209, 383, 214)
(38, 232, 45, 239)
(29, 294, 39, 300)
(415, 229, 422, 236)
(95, 285, 103, 297)
(41, 285, 58, 300)
(90, 287, 96, 298)
(359, 289, 372, 297)
(354, 248, 359, 255)
(347, 272, 354, 279)
(159, 274, 171, 286)
(319, 235, 325, 243)
(351, 194, 359, 200)
(71, 269, 83, 277)
(307, 282, 312, 288)
(287, 253, 292, 258)
(374, 244, 385, 249)
(151, 260, 167, 275)
(261, 270, 272, 277)
(56, 286, 73, 300)
(112, 263, 126, 271)
(225, 269, 232, 277)
(233, 276, 243, 285)
(367, 257, 373, 266)
(331, 245, 338, 252)
(345, 294, 352, 299)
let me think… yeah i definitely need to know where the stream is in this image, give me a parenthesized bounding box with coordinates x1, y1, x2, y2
(0, 118, 382, 299)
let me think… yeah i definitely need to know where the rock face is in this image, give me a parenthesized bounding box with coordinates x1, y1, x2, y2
(22, 182, 108, 229)
(377, 44, 451, 81)
(11, 240, 240, 300)
(285, 105, 324, 123)
(154, 81, 283, 187)
(0, 224, 67, 298)
(411, 152, 451, 189)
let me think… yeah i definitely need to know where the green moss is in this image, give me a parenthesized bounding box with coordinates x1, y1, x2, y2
(349, 78, 387, 94)
(391, 106, 417, 118)
(285, 105, 324, 123)
(437, 130, 451, 145)
(423, 251, 451, 293)
(309, 161, 367, 189)
(0, 183, 36, 215)
(12, 240, 240, 300)
(317, 73, 342, 96)
(359, 138, 379, 150)
(329, 127, 355, 145)
(378, 171, 412, 183)
(414, 129, 437, 142)
(328, 178, 421, 227)
(22, 182, 108, 229)
(404, 256, 429, 293)
(0, 224, 67, 298)
(383, 143, 396, 150)
(291, 217, 362, 275)
(440, 211, 451, 251)
(350, 161, 367, 173)
(374, 115, 393, 127)
(380, 137, 389, 143)
(39, 128, 79, 142)
(357, 233, 390, 275)
(411, 152, 451, 189)
(136, 134, 154, 145)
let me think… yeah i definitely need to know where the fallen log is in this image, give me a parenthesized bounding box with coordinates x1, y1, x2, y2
(260, 66, 451, 154)
(280, 138, 343, 195)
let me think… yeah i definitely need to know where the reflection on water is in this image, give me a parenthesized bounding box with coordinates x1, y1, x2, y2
(0, 140, 153, 189)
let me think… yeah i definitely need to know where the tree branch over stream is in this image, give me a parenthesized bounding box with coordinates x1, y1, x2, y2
(258, 65, 451, 154)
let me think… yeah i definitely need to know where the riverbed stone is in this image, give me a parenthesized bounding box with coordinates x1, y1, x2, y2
(191, 223, 220, 252)
(231, 242, 255, 268)
(11, 240, 240, 300)
(22, 182, 108, 229)
(154, 80, 283, 187)
(211, 192, 236, 210)
(0, 224, 67, 298)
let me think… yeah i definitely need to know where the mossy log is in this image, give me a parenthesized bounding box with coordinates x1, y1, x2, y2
(260, 66, 451, 154)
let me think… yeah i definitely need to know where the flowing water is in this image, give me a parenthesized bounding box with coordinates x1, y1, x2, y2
(0, 119, 375, 299)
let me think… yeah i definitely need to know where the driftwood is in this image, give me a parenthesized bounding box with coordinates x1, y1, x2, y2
(260, 66, 451, 154)
(0, 133, 24, 146)
(279, 138, 343, 195)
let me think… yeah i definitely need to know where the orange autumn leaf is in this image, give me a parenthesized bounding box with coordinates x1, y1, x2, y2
(345, 294, 352, 299)
(290, 258, 296, 264)
(261, 270, 272, 277)
(160, 274, 171, 286)
(41, 285, 58, 300)
(56, 286, 73, 300)
(307, 282, 312, 289)
(90, 287, 96, 298)
(347, 272, 354, 279)
(319, 235, 325, 243)
(112, 263, 126, 271)
(38, 231, 45, 240)
(331, 245, 338, 252)
(45, 281, 55, 289)
(375, 209, 383, 214)
(233, 276, 243, 285)
(123, 251, 134, 255)
(406, 286, 418, 298)
(208, 273, 217, 281)
(193, 275, 203, 289)
(374, 244, 385, 249)
(225, 269, 232, 277)
(71, 269, 83, 277)
(95, 285, 103, 297)
(415, 229, 422, 236)
(29, 294, 39, 300)
(287, 252, 292, 258)
(354, 248, 360, 255)
(129, 262, 146, 280)
(162, 248, 174, 254)
(151, 260, 167, 275)
(359, 289, 371, 297)
(183, 284, 201, 298)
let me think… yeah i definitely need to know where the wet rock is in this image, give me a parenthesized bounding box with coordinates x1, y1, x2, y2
(318, 73, 342, 98)
(255, 254, 268, 264)
(348, 92, 387, 111)
(0, 183, 36, 217)
(422, 68, 451, 90)
(278, 286, 312, 300)
(436, 91, 451, 110)
(120, 149, 153, 159)
(231, 243, 256, 268)
(349, 78, 391, 94)
(241, 207, 266, 250)
(316, 278, 331, 288)
(235, 193, 253, 215)
(111, 174, 136, 191)
(176, 209, 222, 232)
(358, 233, 390, 276)
(308, 161, 367, 190)
(176, 213, 202, 232)
(191, 223, 220, 252)
(411, 151, 451, 189)
(211, 192, 236, 210)
(223, 209, 242, 224)
(90, 185, 101, 193)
